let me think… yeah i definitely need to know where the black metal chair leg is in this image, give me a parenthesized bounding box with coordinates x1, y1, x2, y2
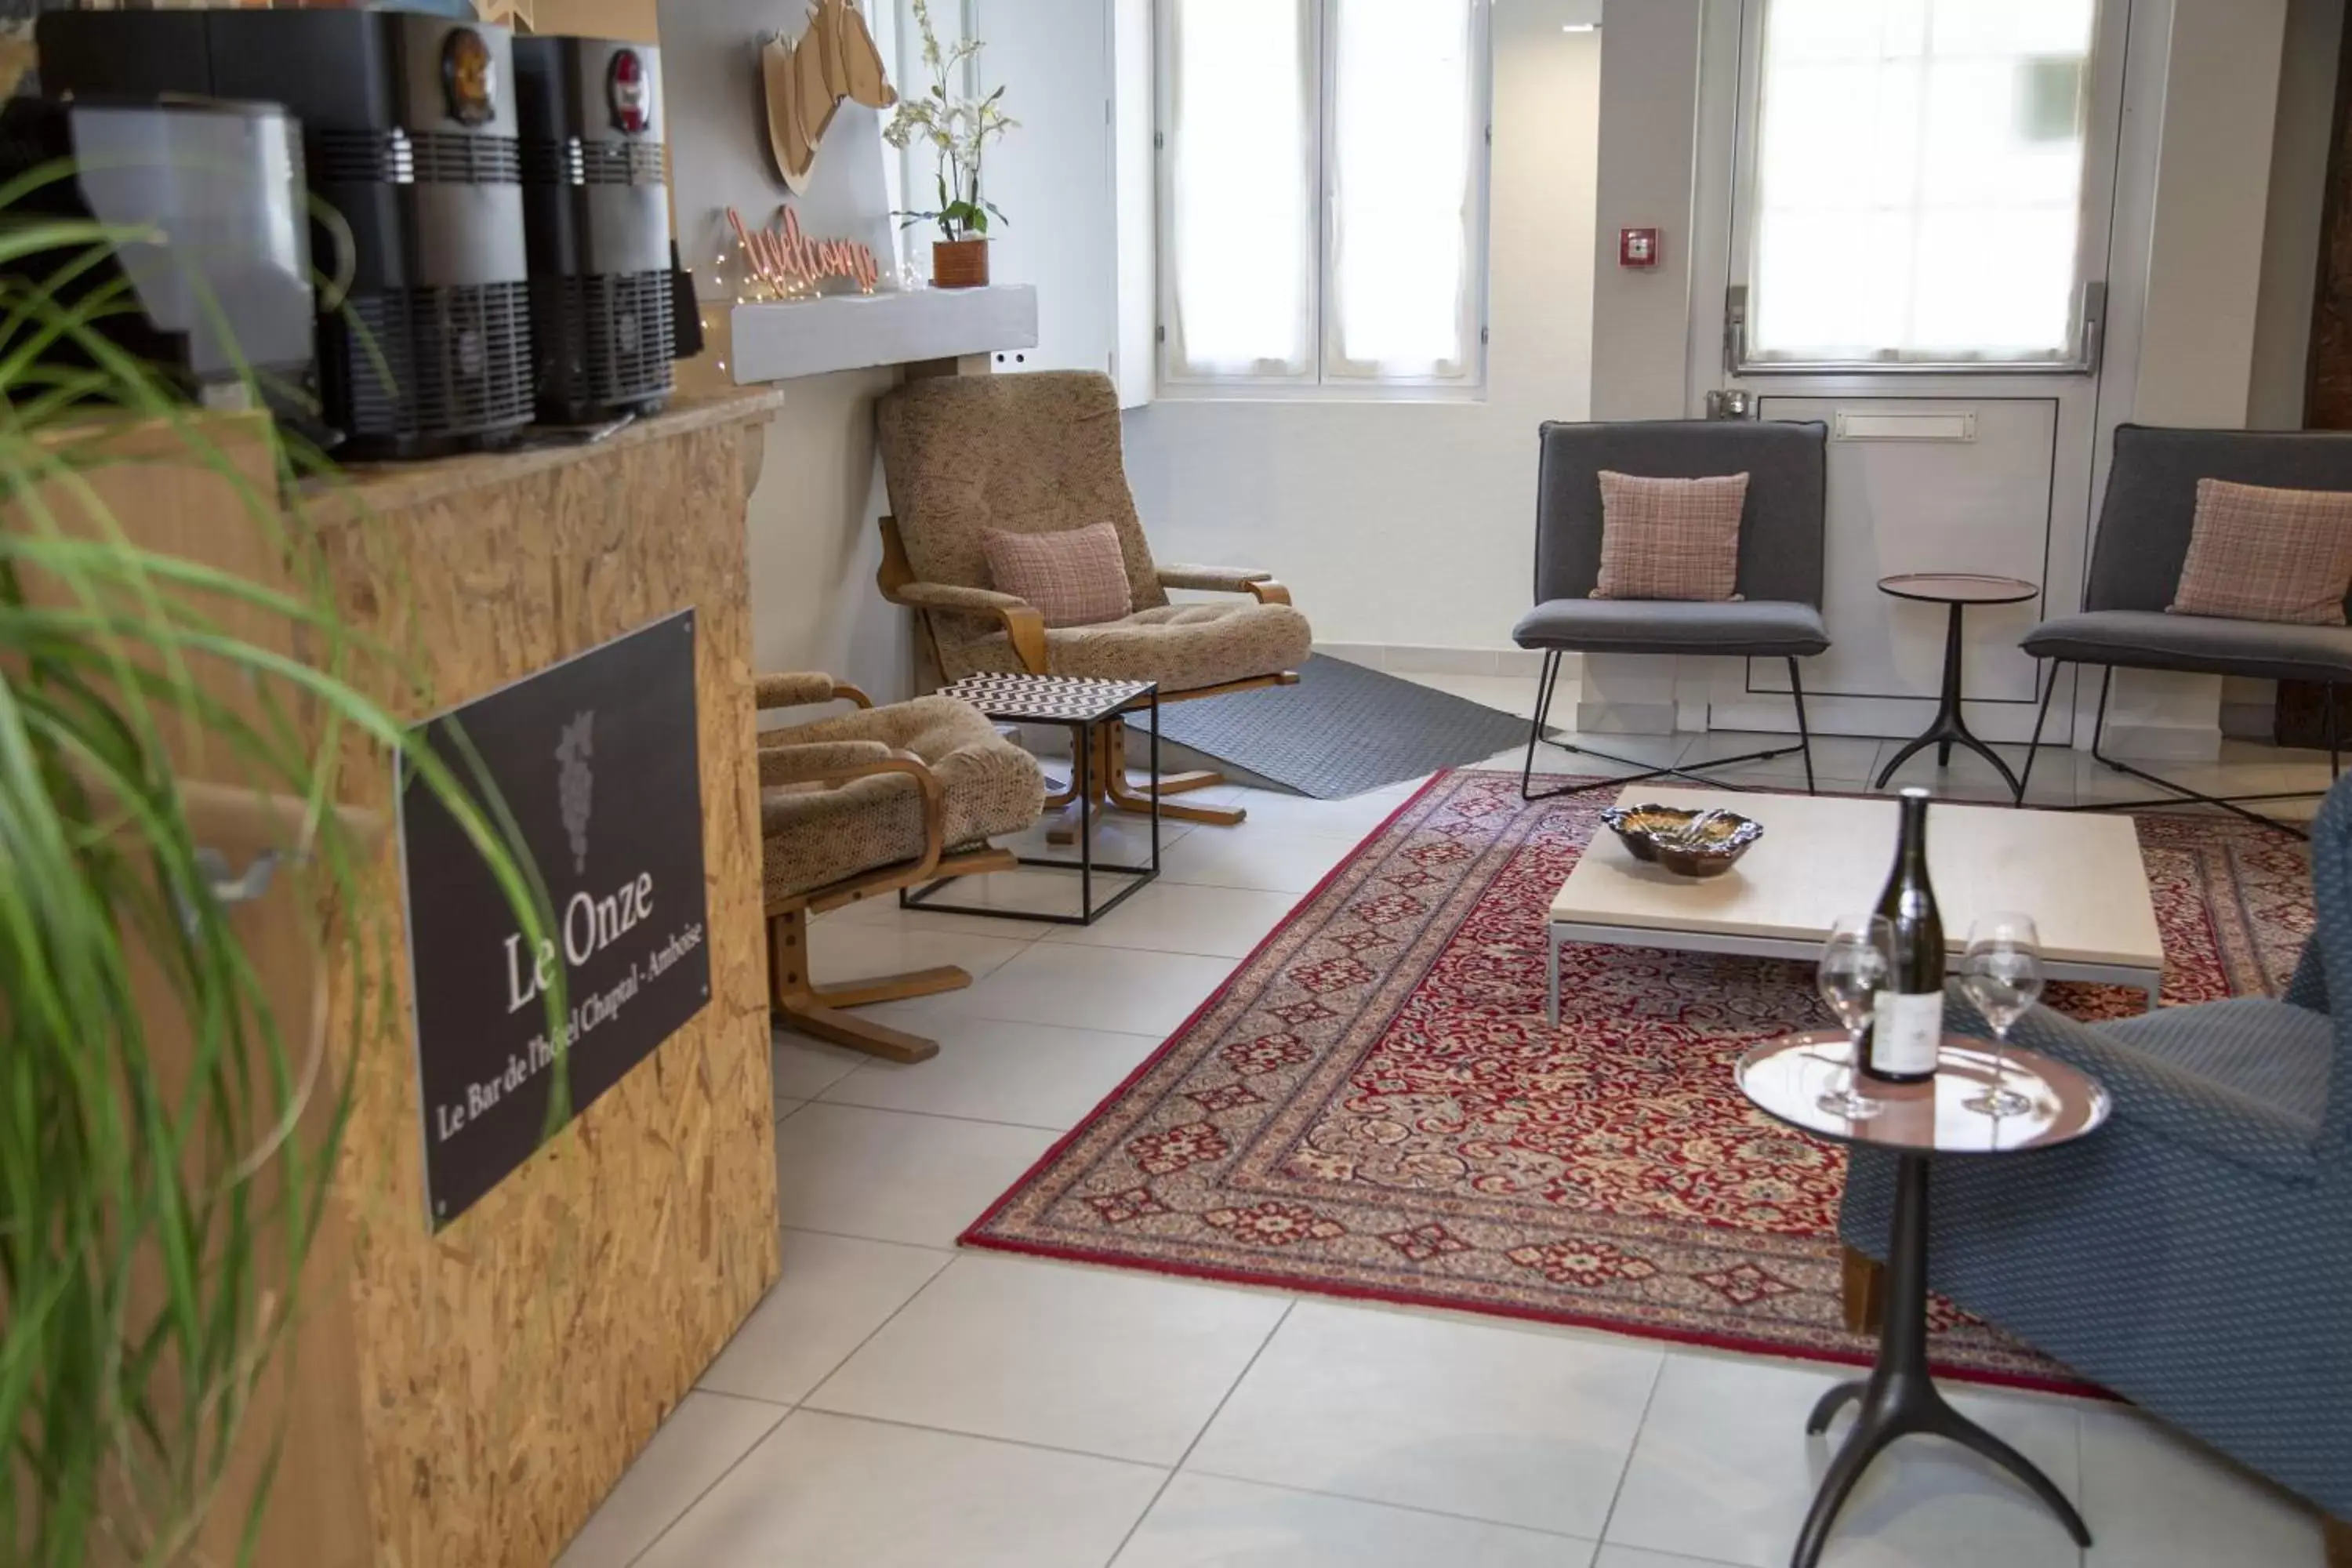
(1521, 651, 1816, 801)
(2015, 661, 2063, 806)
(1520, 650, 1561, 801)
(2089, 664, 2115, 764)
(2330, 683, 2341, 782)
(1519, 648, 1798, 800)
(2064, 664, 2321, 837)
(1788, 656, 1817, 795)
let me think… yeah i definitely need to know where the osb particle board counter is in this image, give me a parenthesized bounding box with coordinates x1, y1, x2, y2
(307, 387, 786, 1567)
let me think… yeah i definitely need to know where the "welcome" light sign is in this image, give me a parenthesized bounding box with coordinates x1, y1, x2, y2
(729, 204, 881, 296)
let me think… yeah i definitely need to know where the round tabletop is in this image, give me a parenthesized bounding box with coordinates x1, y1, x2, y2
(1876, 572, 2039, 606)
(1736, 1031, 2110, 1156)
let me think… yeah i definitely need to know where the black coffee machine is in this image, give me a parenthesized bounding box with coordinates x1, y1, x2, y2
(0, 95, 317, 418)
(38, 7, 536, 459)
(513, 35, 675, 425)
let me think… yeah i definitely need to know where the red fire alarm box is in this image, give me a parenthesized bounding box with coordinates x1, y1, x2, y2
(1619, 227, 1661, 268)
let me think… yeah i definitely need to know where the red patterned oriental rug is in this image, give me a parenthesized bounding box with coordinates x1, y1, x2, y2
(963, 769, 2314, 1390)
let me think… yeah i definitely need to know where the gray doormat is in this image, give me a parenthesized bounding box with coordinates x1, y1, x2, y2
(1146, 655, 1531, 799)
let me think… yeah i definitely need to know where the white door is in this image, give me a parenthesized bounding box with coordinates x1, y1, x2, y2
(1687, 0, 2130, 750)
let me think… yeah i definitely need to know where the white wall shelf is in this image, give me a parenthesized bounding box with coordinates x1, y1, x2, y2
(726, 285, 1039, 384)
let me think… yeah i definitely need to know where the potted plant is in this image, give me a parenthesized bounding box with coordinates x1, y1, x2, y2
(883, 0, 1015, 288)
(0, 182, 557, 1562)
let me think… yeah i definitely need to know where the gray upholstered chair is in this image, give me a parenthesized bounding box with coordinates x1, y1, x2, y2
(2017, 423, 2352, 833)
(1839, 774, 2352, 1554)
(1512, 419, 1831, 798)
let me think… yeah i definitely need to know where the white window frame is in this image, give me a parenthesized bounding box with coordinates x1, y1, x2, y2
(1153, 0, 1494, 401)
(1725, 0, 2121, 377)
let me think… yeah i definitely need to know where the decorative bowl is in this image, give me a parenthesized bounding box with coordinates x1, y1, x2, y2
(1598, 804, 1764, 879)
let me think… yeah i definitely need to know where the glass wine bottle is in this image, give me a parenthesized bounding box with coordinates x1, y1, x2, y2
(1864, 787, 1944, 1083)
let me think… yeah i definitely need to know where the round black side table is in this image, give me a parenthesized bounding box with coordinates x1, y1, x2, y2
(1736, 1031, 2110, 1568)
(1872, 573, 2039, 793)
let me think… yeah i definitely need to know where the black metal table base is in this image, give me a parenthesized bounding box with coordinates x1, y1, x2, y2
(901, 691, 1161, 926)
(1873, 600, 2020, 794)
(901, 848, 1157, 926)
(1791, 1155, 2089, 1567)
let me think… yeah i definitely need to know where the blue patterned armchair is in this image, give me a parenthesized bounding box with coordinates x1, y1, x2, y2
(1840, 781, 2352, 1547)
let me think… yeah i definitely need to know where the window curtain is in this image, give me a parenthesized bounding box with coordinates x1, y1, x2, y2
(1166, 0, 1316, 379)
(1324, 0, 1479, 382)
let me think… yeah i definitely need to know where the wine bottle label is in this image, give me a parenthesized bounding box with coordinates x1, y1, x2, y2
(1870, 989, 1943, 1076)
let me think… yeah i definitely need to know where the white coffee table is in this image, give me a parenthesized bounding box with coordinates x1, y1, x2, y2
(1545, 786, 2165, 1025)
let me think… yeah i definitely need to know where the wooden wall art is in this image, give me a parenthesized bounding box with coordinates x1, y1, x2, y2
(728, 203, 881, 295)
(762, 0, 895, 194)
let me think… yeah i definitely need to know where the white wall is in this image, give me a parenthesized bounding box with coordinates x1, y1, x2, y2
(624, 0, 928, 705)
(2092, 0, 2291, 757)
(2132, 0, 2292, 431)
(2249, 0, 2346, 432)
(738, 371, 920, 702)
(1589, 0, 1704, 421)
(2225, 0, 2343, 734)
(1115, 1, 1600, 658)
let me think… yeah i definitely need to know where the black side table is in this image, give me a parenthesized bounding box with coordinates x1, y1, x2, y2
(902, 672, 1160, 925)
(1736, 1030, 2109, 1567)
(1872, 573, 2039, 793)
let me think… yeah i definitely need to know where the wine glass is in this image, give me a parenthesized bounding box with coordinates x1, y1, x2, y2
(1815, 914, 1893, 1120)
(1959, 913, 2043, 1117)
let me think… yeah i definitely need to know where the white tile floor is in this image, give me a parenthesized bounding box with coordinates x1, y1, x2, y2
(561, 673, 2332, 1568)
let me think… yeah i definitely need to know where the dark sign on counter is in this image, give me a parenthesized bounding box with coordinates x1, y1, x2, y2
(397, 608, 710, 1228)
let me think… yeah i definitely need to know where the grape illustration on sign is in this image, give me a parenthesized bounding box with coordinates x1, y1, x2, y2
(557, 711, 594, 874)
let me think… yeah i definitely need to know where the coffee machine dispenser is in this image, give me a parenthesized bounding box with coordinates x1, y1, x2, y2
(513, 36, 676, 424)
(39, 7, 537, 459)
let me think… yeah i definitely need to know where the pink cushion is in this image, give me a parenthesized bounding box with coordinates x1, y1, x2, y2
(982, 521, 1133, 628)
(1590, 470, 1749, 602)
(2169, 478, 2352, 626)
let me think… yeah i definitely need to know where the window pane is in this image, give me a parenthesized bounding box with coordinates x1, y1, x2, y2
(1328, 0, 1478, 378)
(1167, 0, 1313, 376)
(1747, 0, 2096, 363)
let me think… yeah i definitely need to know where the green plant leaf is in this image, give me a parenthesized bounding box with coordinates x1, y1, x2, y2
(0, 185, 566, 1567)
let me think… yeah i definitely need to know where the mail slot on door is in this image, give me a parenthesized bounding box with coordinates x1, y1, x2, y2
(1834, 410, 1978, 442)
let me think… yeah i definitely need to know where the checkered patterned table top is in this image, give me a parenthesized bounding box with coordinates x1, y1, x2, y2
(938, 673, 1157, 725)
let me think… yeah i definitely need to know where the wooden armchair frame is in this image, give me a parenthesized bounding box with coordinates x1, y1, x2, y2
(875, 516, 1300, 833)
(758, 673, 1016, 1064)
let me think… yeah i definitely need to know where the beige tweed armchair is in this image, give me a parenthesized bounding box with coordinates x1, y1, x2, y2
(758, 671, 1044, 1063)
(873, 370, 1313, 831)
